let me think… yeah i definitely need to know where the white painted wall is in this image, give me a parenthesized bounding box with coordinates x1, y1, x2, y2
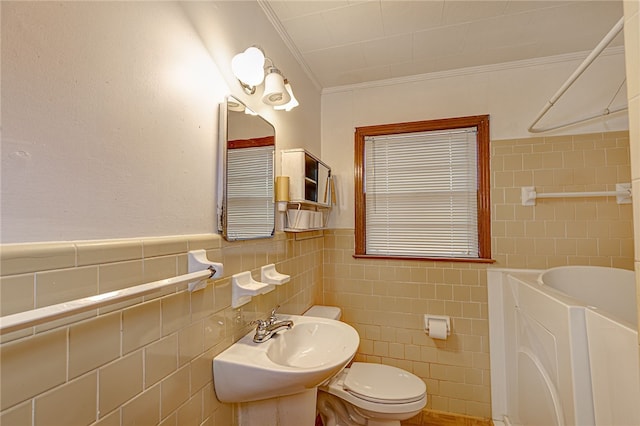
(321, 50, 628, 229)
(1, 1, 627, 242)
(0, 1, 321, 243)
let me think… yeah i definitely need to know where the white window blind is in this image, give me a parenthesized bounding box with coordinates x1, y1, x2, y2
(364, 127, 478, 258)
(226, 146, 274, 239)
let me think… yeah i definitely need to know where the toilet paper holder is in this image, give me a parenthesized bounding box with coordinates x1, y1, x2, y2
(423, 314, 451, 336)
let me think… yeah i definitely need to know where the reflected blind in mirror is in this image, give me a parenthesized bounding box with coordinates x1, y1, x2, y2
(226, 146, 274, 239)
(364, 127, 478, 258)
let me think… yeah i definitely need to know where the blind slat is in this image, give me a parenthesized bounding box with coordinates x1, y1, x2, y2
(226, 146, 274, 237)
(364, 127, 478, 257)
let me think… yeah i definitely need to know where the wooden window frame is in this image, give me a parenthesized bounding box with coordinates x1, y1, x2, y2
(354, 115, 493, 263)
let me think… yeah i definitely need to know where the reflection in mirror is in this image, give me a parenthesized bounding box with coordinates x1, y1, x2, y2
(317, 163, 331, 206)
(219, 96, 275, 240)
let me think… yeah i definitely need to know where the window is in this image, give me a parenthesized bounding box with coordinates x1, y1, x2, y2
(354, 115, 492, 262)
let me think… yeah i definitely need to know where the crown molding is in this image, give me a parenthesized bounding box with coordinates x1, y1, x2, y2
(257, 0, 323, 92)
(322, 45, 625, 95)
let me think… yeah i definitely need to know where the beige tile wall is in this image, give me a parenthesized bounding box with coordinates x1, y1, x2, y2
(323, 230, 492, 418)
(0, 232, 324, 426)
(492, 131, 634, 270)
(323, 130, 633, 420)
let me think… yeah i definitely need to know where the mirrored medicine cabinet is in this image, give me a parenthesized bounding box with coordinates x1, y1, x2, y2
(218, 96, 275, 241)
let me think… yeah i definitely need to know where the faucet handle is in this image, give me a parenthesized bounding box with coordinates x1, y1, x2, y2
(267, 305, 280, 324)
(250, 319, 268, 330)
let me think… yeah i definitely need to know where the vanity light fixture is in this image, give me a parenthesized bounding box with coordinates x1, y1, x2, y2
(231, 46, 299, 111)
(274, 79, 299, 112)
(262, 67, 290, 106)
(231, 46, 265, 95)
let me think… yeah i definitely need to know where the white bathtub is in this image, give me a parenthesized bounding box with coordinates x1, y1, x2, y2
(538, 266, 637, 327)
(540, 266, 639, 426)
(488, 266, 639, 426)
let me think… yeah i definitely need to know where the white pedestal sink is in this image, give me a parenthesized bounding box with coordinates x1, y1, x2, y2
(238, 388, 318, 425)
(213, 314, 360, 424)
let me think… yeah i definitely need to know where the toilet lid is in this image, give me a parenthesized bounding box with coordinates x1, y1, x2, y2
(343, 363, 426, 404)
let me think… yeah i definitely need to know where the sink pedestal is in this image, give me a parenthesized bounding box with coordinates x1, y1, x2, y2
(238, 388, 317, 426)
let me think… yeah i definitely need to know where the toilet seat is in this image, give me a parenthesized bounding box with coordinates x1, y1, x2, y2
(343, 363, 426, 404)
(320, 364, 427, 415)
(306, 307, 427, 424)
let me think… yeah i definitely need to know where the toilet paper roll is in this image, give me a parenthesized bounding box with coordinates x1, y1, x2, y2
(428, 318, 448, 340)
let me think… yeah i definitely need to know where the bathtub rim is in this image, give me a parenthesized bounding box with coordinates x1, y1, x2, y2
(537, 265, 637, 330)
(537, 264, 635, 287)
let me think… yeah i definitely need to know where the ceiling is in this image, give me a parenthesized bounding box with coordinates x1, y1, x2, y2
(261, 0, 625, 89)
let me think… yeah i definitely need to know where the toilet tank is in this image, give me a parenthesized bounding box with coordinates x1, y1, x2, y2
(304, 305, 341, 320)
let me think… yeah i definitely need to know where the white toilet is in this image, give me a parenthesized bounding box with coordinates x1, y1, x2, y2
(304, 306, 427, 426)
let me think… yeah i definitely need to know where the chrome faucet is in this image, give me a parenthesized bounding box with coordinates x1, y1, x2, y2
(251, 305, 294, 343)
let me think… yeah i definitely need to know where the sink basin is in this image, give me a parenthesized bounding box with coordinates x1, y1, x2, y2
(213, 314, 360, 402)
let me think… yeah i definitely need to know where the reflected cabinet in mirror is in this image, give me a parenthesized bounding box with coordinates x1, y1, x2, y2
(218, 96, 275, 241)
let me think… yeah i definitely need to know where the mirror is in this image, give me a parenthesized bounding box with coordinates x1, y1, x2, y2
(218, 96, 275, 240)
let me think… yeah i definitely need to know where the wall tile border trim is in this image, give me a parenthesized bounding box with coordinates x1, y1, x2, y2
(1, 234, 223, 277)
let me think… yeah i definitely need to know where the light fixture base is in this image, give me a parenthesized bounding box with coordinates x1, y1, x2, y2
(238, 80, 256, 95)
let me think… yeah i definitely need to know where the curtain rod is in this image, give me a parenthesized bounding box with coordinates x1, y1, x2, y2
(528, 17, 626, 133)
